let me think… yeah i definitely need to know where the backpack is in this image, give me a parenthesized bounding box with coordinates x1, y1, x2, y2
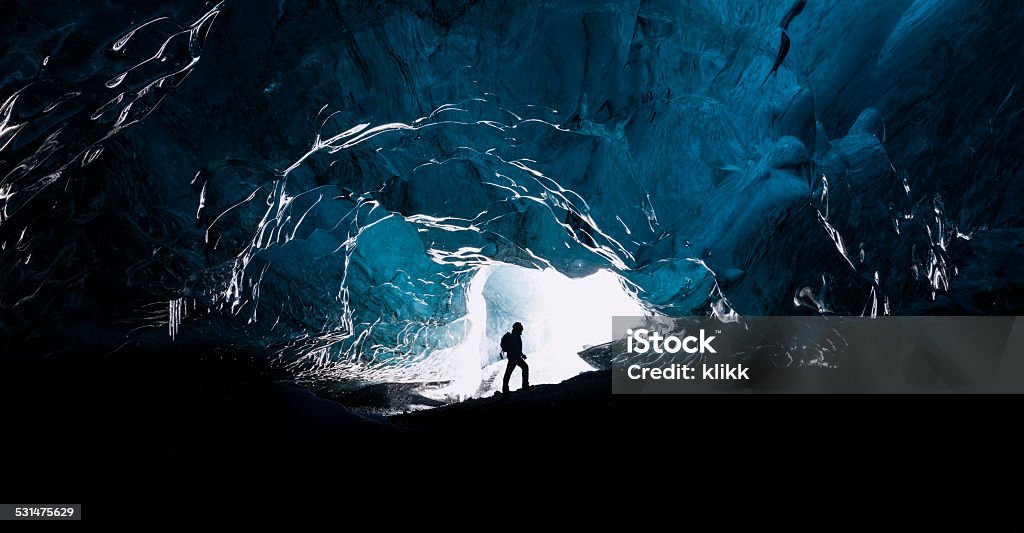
(500, 332, 512, 358)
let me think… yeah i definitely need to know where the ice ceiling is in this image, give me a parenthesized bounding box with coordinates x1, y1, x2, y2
(1, 0, 1022, 386)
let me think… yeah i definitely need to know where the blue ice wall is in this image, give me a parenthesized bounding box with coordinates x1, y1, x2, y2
(1, 1, 1021, 374)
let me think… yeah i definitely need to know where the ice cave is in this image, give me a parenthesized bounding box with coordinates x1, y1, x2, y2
(2, 0, 1022, 400)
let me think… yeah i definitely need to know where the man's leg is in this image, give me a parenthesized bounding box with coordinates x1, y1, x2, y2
(519, 359, 529, 388)
(502, 358, 516, 393)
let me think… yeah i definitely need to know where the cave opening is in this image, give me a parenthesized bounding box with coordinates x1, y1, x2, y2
(436, 263, 648, 398)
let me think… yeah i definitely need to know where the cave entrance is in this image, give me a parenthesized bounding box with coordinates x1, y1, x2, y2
(459, 263, 647, 397)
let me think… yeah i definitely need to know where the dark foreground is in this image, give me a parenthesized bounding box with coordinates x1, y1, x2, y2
(0, 349, 1017, 507)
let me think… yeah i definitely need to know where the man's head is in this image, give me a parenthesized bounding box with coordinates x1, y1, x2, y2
(512, 322, 524, 334)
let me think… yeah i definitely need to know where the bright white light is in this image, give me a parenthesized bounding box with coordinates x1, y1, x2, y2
(445, 264, 648, 396)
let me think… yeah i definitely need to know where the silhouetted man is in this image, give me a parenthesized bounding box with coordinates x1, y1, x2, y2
(501, 322, 530, 393)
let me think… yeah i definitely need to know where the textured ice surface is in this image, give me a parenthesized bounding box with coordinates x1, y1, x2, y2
(1, 0, 1022, 385)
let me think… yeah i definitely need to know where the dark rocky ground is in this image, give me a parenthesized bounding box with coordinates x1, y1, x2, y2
(0, 348, 1018, 511)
